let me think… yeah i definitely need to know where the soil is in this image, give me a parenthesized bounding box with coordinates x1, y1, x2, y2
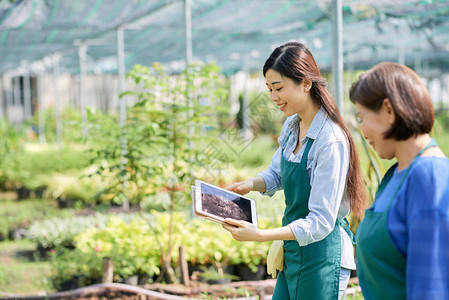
(202, 194, 252, 221)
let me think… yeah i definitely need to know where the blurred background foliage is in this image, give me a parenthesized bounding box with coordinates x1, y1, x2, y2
(0, 63, 448, 295)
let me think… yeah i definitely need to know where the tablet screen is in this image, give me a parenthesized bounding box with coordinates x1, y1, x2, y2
(200, 182, 253, 223)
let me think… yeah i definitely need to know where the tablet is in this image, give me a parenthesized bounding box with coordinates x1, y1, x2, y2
(192, 179, 258, 228)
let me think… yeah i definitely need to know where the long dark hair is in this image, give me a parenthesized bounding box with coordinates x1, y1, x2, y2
(263, 41, 367, 219)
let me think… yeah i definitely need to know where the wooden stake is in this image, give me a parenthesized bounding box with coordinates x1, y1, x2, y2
(179, 246, 190, 287)
(103, 257, 113, 283)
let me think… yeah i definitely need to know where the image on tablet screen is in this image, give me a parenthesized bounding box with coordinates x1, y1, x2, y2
(201, 182, 252, 223)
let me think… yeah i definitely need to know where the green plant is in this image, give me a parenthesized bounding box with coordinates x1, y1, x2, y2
(46, 212, 273, 287)
(180, 217, 274, 272)
(45, 170, 107, 207)
(49, 247, 102, 291)
(0, 198, 70, 241)
(196, 265, 239, 282)
(1, 145, 93, 192)
(354, 127, 386, 204)
(89, 61, 228, 282)
(30, 106, 85, 145)
(0, 119, 23, 190)
(75, 216, 161, 280)
(27, 213, 109, 250)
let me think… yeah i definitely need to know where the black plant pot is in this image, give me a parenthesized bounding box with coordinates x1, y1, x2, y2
(57, 275, 101, 291)
(57, 196, 75, 208)
(8, 227, 26, 240)
(138, 273, 152, 285)
(34, 186, 46, 198)
(58, 276, 81, 291)
(16, 187, 31, 200)
(234, 264, 267, 281)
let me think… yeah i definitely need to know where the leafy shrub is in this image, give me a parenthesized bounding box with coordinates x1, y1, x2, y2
(0, 199, 72, 241)
(47, 211, 276, 286)
(1, 146, 93, 191)
(44, 169, 108, 207)
(0, 119, 22, 190)
(75, 216, 161, 280)
(27, 213, 110, 250)
(50, 247, 103, 291)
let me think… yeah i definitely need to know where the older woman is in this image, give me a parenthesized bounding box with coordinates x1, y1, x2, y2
(350, 62, 449, 300)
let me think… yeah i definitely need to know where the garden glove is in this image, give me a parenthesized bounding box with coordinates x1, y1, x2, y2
(267, 240, 284, 278)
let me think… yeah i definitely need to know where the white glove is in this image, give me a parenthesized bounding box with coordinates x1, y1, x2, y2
(267, 240, 284, 278)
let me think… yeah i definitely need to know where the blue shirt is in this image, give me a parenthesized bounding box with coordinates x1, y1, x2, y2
(258, 107, 356, 269)
(373, 156, 449, 299)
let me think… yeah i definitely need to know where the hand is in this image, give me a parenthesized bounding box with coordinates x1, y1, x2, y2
(225, 180, 253, 195)
(222, 218, 262, 242)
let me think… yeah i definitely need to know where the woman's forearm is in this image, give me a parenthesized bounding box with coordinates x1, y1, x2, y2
(258, 226, 296, 242)
(249, 176, 267, 193)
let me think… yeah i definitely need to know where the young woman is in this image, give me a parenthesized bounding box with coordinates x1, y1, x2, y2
(350, 62, 449, 299)
(222, 41, 366, 300)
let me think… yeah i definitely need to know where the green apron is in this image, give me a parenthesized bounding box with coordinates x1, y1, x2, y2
(272, 136, 342, 300)
(356, 139, 438, 300)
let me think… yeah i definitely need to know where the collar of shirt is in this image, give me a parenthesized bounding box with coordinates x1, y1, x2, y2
(287, 107, 328, 142)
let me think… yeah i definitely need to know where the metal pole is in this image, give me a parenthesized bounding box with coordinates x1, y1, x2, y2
(0, 75, 4, 119)
(184, 0, 192, 67)
(331, 0, 344, 116)
(242, 55, 250, 138)
(414, 52, 422, 76)
(398, 47, 405, 65)
(37, 76, 46, 144)
(117, 28, 126, 131)
(184, 0, 195, 152)
(53, 55, 63, 146)
(78, 45, 88, 136)
(13, 76, 20, 107)
(117, 26, 129, 210)
(23, 62, 32, 120)
(3, 75, 12, 121)
(12, 76, 24, 124)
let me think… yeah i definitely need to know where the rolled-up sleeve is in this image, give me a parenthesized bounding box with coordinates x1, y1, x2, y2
(288, 141, 349, 246)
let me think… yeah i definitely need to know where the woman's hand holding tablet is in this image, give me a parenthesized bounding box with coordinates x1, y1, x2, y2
(191, 179, 258, 228)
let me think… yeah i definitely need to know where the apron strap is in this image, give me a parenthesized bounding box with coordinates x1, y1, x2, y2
(384, 138, 438, 210)
(375, 163, 398, 198)
(300, 139, 314, 164)
(281, 130, 314, 164)
(376, 138, 438, 199)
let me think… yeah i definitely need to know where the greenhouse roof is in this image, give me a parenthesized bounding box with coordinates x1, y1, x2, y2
(1, 0, 449, 76)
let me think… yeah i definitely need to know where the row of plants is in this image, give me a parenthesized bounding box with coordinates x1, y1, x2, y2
(0, 60, 288, 216)
(0, 199, 73, 241)
(0, 142, 93, 194)
(25, 211, 277, 290)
